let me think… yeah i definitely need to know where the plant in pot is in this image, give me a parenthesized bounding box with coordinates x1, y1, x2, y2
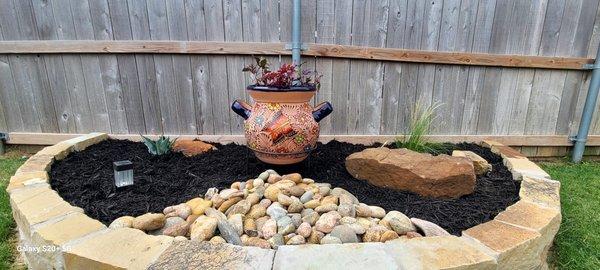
(231, 57, 333, 165)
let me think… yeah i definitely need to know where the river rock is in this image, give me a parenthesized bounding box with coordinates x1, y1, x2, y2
(211, 195, 225, 209)
(282, 173, 302, 184)
(315, 204, 338, 213)
(356, 203, 373, 217)
(132, 213, 165, 231)
(301, 211, 320, 226)
(228, 214, 244, 236)
(331, 188, 358, 204)
(163, 203, 192, 220)
(217, 219, 242, 245)
(258, 171, 270, 181)
(315, 211, 342, 233)
(345, 147, 476, 198)
(286, 235, 305, 245)
(380, 211, 413, 229)
(288, 186, 305, 197)
(277, 216, 295, 235)
(218, 197, 241, 213)
(246, 193, 261, 205)
(452, 150, 492, 175)
(247, 204, 267, 219)
(406, 231, 423, 239)
(226, 200, 251, 216)
(308, 230, 324, 244)
(209, 236, 226, 244)
(321, 195, 339, 206)
(369, 206, 386, 218)
(268, 234, 285, 249)
(109, 216, 134, 229)
(390, 218, 416, 235)
(296, 222, 312, 238)
(243, 218, 258, 237)
(267, 174, 282, 184)
(320, 235, 342, 244)
(380, 230, 399, 242)
(277, 193, 294, 206)
(259, 198, 272, 208)
(244, 237, 271, 249)
(162, 219, 190, 237)
(411, 218, 450, 236)
(266, 204, 287, 220)
(220, 188, 244, 200)
(265, 185, 282, 201)
(303, 199, 320, 209)
(330, 225, 359, 243)
(338, 203, 356, 218)
(362, 225, 387, 242)
(287, 200, 304, 213)
(289, 213, 302, 227)
(204, 207, 227, 221)
(300, 191, 314, 203)
(204, 187, 219, 200)
(262, 218, 277, 239)
(190, 215, 218, 241)
(151, 216, 185, 235)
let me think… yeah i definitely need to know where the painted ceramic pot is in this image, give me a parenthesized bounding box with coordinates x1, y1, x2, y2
(231, 85, 333, 165)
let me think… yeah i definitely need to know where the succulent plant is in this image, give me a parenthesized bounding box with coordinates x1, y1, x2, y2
(141, 135, 177, 155)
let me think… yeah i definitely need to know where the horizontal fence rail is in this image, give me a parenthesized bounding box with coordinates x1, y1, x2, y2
(0, 41, 593, 70)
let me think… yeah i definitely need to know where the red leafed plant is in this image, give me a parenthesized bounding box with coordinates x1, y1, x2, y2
(243, 57, 321, 90)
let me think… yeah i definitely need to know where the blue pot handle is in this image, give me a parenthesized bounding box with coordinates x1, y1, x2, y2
(231, 100, 252, 120)
(312, 102, 333, 123)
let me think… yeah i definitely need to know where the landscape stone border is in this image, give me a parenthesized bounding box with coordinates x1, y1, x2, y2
(7, 133, 561, 270)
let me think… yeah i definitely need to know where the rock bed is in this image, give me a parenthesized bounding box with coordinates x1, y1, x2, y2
(109, 170, 451, 247)
(49, 139, 520, 235)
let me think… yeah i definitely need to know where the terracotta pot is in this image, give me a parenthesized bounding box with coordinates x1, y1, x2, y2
(231, 85, 333, 165)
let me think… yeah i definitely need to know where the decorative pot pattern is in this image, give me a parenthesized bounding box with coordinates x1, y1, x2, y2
(232, 87, 332, 165)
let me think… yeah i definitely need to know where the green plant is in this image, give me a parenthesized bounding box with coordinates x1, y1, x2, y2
(141, 135, 177, 155)
(242, 57, 321, 90)
(394, 101, 450, 155)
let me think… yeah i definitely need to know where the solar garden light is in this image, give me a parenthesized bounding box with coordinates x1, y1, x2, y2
(113, 160, 134, 188)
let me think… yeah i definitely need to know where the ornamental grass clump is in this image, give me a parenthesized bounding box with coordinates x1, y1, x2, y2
(141, 135, 177, 156)
(242, 57, 321, 89)
(395, 101, 450, 155)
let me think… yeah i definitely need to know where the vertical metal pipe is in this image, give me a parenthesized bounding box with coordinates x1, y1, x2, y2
(572, 44, 600, 163)
(291, 0, 302, 66)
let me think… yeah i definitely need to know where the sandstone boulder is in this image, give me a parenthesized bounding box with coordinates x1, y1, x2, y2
(172, 140, 216, 156)
(452, 150, 492, 175)
(345, 147, 476, 198)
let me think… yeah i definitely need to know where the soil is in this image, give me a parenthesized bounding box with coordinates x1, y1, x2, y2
(50, 139, 520, 235)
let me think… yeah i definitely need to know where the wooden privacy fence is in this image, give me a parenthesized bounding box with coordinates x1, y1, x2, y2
(1, 0, 600, 157)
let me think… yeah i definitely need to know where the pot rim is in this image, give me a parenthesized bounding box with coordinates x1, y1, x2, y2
(246, 84, 317, 92)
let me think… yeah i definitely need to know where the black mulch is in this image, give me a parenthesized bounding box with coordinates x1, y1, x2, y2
(49, 139, 520, 235)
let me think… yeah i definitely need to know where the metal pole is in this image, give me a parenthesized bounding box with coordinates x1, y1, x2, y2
(572, 44, 600, 163)
(291, 0, 302, 67)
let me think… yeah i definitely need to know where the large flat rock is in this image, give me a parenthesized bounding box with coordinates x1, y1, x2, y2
(148, 241, 275, 270)
(345, 147, 476, 198)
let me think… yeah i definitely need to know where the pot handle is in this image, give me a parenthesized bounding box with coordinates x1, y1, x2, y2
(231, 100, 252, 120)
(312, 102, 333, 123)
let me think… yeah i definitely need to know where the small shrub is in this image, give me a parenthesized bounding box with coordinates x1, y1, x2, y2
(242, 57, 321, 90)
(141, 135, 177, 156)
(394, 101, 450, 155)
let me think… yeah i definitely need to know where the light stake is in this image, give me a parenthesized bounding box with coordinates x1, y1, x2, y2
(113, 160, 134, 188)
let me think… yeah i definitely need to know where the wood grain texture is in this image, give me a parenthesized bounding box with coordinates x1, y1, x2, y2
(0, 0, 599, 143)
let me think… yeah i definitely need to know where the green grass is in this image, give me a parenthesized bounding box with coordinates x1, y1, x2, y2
(539, 161, 600, 270)
(0, 155, 26, 269)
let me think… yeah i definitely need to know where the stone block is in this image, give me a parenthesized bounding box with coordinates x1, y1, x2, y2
(148, 241, 274, 270)
(63, 133, 108, 152)
(9, 183, 52, 204)
(495, 201, 561, 269)
(519, 176, 561, 209)
(36, 141, 74, 160)
(504, 158, 550, 180)
(7, 171, 49, 193)
(64, 228, 173, 270)
(385, 236, 497, 270)
(11, 188, 83, 237)
(273, 243, 397, 270)
(491, 145, 527, 159)
(32, 212, 106, 246)
(16, 155, 54, 174)
(462, 220, 542, 270)
(480, 140, 503, 148)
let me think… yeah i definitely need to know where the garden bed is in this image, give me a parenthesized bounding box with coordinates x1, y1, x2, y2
(49, 139, 519, 235)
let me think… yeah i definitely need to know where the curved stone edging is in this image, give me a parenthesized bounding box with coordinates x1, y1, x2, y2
(7, 133, 561, 270)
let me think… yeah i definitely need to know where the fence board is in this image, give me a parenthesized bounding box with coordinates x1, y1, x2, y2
(0, 0, 599, 145)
